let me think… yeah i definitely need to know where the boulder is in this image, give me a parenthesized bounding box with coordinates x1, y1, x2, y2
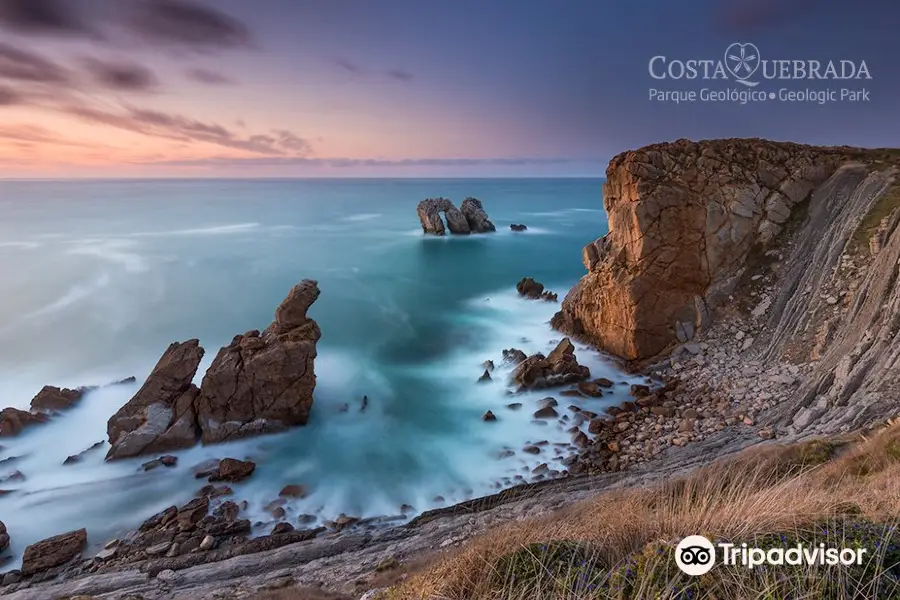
(63, 440, 105, 465)
(30, 386, 85, 413)
(511, 338, 590, 390)
(477, 369, 492, 383)
(510, 223, 528, 232)
(416, 198, 470, 235)
(516, 277, 557, 301)
(502, 348, 528, 365)
(0, 407, 49, 437)
(482, 410, 497, 422)
(459, 197, 496, 233)
(21, 528, 87, 576)
(279, 484, 308, 498)
(195, 280, 321, 444)
(208, 458, 256, 483)
(106, 340, 205, 460)
(0, 520, 8, 553)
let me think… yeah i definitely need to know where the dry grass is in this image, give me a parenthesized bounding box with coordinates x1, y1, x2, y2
(385, 422, 900, 600)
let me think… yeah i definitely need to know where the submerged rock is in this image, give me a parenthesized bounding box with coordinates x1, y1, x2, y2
(63, 440, 105, 465)
(208, 458, 256, 483)
(0, 407, 49, 437)
(196, 279, 321, 444)
(106, 340, 205, 460)
(510, 223, 528, 231)
(30, 386, 85, 413)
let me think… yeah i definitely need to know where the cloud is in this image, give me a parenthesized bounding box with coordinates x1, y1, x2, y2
(145, 156, 584, 168)
(0, 124, 97, 147)
(80, 57, 158, 91)
(387, 69, 413, 82)
(717, 0, 819, 32)
(62, 103, 312, 156)
(0, 0, 90, 36)
(129, 0, 250, 49)
(185, 67, 234, 85)
(336, 58, 364, 75)
(0, 42, 69, 83)
(0, 83, 19, 104)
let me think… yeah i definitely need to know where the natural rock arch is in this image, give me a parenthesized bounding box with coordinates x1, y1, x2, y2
(416, 197, 496, 235)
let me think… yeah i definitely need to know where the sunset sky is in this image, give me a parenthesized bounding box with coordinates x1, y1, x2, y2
(0, 0, 898, 178)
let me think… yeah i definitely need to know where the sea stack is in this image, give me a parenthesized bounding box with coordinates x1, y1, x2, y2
(106, 280, 322, 458)
(417, 197, 495, 235)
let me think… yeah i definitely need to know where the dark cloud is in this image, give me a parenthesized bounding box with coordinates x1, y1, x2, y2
(63, 103, 311, 156)
(387, 68, 413, 82)
(717, 0, 820, 32)
(0, 0, 90, 36)
(81, 57, 158, 91)
(186, 68, 234, 85)
(336, 58, 364, 75)
(0, 42, 69, 83)
(130, 0, 250, 49)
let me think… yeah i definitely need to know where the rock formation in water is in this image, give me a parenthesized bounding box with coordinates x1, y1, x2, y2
(552, 138, 856, 360)
(29, 386, 85, 413)
(106, 280, 322, 456)
(516, 277, 558, 302)
(0, 408, 48, 437)
(21, 528, 86, 576)
(460, 198, 496, 232)
(196, 279, 321, 444)
(416, 197, 496, 235)
(510, 223, 528, 231)
(106, 340, 205, 460)
(416, 198, 470, 235)
(510, 338, 590, 391)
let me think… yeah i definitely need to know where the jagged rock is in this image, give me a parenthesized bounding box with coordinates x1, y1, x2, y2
(510, 223, 528, 231)
(416, 198, 470, 235)
(459, 197, 496, 233)
(477, 369, 492, 383)
(106, 340, 205, 460)
(482, 410, 497, 422)
(63, 441, 105, 465)
(21, 528, 86, 576)
(511, 338, 590, 390)
(551, 138, 850, 360)
(502, 348, 527, 365)
(207, 458, 256, 483)
(516, 277, 557, 301)
(0, 407, 49, 437)
(30, 386, 85, 413)
(195, 280, 321, 444)
(0, 520, 9, 553)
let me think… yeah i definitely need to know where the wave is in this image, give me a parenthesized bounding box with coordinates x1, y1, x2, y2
(66, 239, 148, 273)
(16, 273, 111, 323)
(341, 213, 383, 222)
(131, 222, 262, 237)
(0, 241, 40, 250)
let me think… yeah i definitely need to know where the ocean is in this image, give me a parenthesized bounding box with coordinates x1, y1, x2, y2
(0, 178, 639, 567)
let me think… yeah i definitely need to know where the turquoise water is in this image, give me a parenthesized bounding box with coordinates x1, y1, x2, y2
(0, 178, 638, 566)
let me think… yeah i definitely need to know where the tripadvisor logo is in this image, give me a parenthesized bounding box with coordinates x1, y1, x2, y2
(674, 534, 870, 576)
(649, 42, 872, 87)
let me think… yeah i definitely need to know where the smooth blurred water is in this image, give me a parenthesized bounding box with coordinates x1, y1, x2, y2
(0, 178, 641, 567)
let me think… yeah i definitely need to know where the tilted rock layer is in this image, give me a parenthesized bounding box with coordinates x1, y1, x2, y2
(106, 280, 321, 457)
(552, 138, 861, 360)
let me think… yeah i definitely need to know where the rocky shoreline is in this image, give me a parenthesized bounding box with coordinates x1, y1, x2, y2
(2, 138, 899, 599)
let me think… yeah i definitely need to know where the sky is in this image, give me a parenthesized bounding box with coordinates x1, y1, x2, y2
(0, 0, 898, 178)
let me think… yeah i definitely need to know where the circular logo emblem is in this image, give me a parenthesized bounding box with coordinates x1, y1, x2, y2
(675, 535, 716, 576)
(724, 42, 761, 81)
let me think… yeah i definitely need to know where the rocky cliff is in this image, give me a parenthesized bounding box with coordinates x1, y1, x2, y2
(553, 137, 900, 436)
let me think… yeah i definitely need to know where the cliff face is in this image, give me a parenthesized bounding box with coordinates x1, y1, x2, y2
(552, 138, 856, 360)
(554, 137, 900, 435)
